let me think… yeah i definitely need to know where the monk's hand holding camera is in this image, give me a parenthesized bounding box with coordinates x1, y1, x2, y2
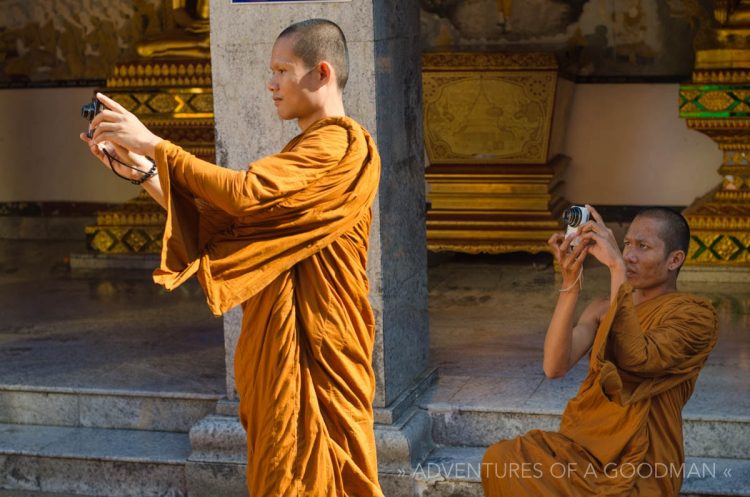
(87, 93, 161, 157)
(574, 205, 625, 273)
(79, 93, 161, 185)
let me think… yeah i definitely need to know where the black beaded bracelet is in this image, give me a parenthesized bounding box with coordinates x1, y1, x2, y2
(103, 149, 158, 186)
(130, 160, 157, 185)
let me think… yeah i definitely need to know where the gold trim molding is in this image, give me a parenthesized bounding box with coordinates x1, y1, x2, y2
(422, 52, 557, 71)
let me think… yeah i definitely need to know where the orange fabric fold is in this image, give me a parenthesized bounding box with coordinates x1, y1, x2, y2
(483, 283, 718, 497)
(151, 116, 384, 496)
(152, 117, 379, 316)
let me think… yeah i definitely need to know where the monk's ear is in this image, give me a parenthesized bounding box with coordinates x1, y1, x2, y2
(667, 250, 685, 272)
(318, 61, 334, 85)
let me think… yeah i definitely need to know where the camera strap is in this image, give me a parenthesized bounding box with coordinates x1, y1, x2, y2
(103, 149, 157, 186)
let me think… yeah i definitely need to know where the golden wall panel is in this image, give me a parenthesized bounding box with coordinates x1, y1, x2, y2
(423, 52, 559, 165)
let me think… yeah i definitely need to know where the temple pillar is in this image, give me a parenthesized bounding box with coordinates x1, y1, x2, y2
(679, 0, 750, 278)
(185, 2, 431, 495)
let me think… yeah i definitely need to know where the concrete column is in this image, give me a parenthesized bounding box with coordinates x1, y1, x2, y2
(185, 2, 431, 496)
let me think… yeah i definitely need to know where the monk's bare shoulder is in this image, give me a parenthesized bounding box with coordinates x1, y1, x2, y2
(587, 296, 611, 326)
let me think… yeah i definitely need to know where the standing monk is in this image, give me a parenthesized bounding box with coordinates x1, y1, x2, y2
(482, 206, 718, 497)
(81, 19, 385, 497)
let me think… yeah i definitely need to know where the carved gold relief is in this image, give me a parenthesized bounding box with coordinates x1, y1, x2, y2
(688, 231, 750, 264)
(424, 72, 554, 164)
(422, 52, 557, 71)
(423, 52, 558, 166)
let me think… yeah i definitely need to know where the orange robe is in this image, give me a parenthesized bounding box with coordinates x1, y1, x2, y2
(482, 283, 718, 497)
(151, 117, 384, 497)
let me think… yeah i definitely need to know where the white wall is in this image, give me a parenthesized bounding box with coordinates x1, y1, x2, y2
(562, 84, 721, 206)
(0, 87, 138, 203)
(0, 83, 723, 206)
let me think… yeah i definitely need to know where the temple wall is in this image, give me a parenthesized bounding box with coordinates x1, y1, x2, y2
(0, 84, 721, 206)
(563, 83, 721, 205)
(0, 87, 137, 203)
(0, 0, 163, 204)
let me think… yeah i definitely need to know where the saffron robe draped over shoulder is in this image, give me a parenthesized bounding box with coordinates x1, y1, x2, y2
(482, 283, 718, 497)
(151, 116, 384, 497)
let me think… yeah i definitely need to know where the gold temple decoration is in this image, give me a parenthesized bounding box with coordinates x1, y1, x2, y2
(679, 0, 750, 267)
(136, 0, 210, 60)
(423, 52, 572, 255)
(85, 0, 214, 254)
(495, 0, 513, 28)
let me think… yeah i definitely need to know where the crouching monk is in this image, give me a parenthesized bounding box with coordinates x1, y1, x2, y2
(81, 19, 385, 497)
(482, 206, 718, 497)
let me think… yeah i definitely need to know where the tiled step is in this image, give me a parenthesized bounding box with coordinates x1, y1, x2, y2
(402, 446, 750, 497)
(0, 424, 189, 497)
(0, 386, 219, 433)
(423, 403, 750, 460)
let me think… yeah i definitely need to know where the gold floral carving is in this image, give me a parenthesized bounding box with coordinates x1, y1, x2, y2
(694, 70, 750, 83)
(86, 226, 164, 254)
(687, 232, 750, 264)
(698, 90, 738, 111)
(108, 62, 212, 88)
(108, 90, 213, 118)
(427, 242, 554, 255)
(422, 52, 557, 71)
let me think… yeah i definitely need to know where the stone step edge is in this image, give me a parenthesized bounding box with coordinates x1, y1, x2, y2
(0, 384, 222, 401)
(0, 424, 190, 465)
(0, 490, 93, 497)
(407, 446, 750, 495)
(422, 402, 750, 424)
(424, 409, 750, 459)
(0, 449, 188, 466)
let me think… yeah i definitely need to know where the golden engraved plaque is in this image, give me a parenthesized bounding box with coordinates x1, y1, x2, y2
(423, 72, 556, 164)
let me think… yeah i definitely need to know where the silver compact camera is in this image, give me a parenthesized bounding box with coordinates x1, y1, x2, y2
(562, 205, 590, 245)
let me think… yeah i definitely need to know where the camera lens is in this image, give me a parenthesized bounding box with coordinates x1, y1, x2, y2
(562, 206, 583, 227)
(81, 102, 95, 120)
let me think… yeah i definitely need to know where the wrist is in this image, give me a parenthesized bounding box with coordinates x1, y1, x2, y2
(609, 258, 626, 276)
(142, 135, 162, 157)
(559, 285, 581, 295)
(559, 268, 584, 293)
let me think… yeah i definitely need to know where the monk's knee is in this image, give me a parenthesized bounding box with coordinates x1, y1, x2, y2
(482, 439, 516, 479)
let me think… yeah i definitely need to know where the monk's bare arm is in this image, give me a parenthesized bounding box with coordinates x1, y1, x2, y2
(544, 297, 606, 378)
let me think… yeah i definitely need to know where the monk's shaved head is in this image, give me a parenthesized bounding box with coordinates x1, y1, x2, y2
(635, 207, 691, 256)
(277, 19, 349, 90)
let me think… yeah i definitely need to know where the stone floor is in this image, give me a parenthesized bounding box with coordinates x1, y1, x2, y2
(0, 239, 225, 396)
(0, 239, 748, 447)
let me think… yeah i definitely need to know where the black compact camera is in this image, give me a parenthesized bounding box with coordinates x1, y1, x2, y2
(81, 97, 104, 138)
